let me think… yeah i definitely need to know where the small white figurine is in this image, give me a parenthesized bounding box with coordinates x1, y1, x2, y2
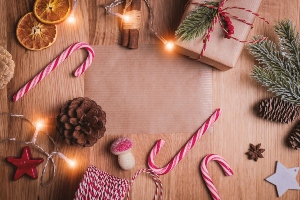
(110, 137, 135, 170)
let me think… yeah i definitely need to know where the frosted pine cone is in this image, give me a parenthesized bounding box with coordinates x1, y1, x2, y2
(258, 97, 299, 123)
(57, 97, 106, 147)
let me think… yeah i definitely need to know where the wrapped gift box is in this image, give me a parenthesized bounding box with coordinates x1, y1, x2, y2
(175, 0, 262, 71)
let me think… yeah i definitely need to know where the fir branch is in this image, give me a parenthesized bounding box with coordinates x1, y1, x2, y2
(248, 20, 300, 105)
(249, 37, 286, 71)
(251, 66, 300, 105)
(274, 20, 300, 68)
(175, 2, 219, 41)
(248, 37, 299, 79)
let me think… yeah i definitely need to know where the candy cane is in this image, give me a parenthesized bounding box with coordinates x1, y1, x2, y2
(200, 154, 233, 200)
(148, 108, 221, 175)
(12, 42, 94, 102)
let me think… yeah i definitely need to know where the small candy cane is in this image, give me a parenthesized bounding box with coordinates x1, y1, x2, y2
(200, 154, 233, 200)
(148, 108, 221, 175)
(13, 42, 94, 102)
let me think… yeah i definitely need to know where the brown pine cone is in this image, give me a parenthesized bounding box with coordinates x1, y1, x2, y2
(257, 97, 299, 123)
(288, 121, 300, 150)
(0, 46, 15, 89)
(57, 97, 106, 147)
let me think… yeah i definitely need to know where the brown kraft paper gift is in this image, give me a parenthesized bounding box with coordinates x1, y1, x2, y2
(175, 0, 262, 71)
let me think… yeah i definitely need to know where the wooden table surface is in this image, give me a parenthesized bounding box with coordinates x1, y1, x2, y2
(1, 0, 300, 199)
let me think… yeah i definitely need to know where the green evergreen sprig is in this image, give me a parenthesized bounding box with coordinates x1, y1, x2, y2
(248, 20, 300, 105)
(175, 2, 219, 41)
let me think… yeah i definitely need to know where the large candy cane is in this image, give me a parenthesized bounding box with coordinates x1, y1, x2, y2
(13, 42, 94, 102)
(148, 108, 221, 175)
(200, 154, 233, 200)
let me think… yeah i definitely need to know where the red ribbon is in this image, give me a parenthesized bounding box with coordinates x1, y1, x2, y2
(186, 0, 269, 59)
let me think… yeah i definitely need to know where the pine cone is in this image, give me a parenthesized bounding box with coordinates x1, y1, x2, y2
(257, 97, 299, 123)
(0, 46, 15, 89)
(57, 97, 106, 147)
(288, 121, 300, 149)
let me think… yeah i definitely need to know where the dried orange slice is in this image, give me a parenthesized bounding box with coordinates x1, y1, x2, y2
(33, 0, 71, 24)
(16, 12, 57, 50)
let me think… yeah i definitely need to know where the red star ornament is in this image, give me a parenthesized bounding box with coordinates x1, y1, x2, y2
(6, 146, 44, 180)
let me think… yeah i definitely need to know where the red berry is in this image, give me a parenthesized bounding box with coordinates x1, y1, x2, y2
(228, 29, 234, 34)
(227, 24, 234, 30)
(226, 21, 232, 25)
(224, 17, 230, 21)
(220, 12, 225, 17)
(224, 33, 231, 39)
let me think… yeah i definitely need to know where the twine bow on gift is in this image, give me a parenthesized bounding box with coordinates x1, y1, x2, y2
(177, 0, 269, 59)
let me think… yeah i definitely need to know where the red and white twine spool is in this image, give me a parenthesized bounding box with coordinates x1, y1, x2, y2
(74, 166, 162, 200)
(13, 42, 94, 102)
(148, 109, 221, 175)
(200, 154, 233, 200)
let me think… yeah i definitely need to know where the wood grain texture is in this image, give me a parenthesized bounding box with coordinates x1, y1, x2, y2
(0, 0, 300, 199)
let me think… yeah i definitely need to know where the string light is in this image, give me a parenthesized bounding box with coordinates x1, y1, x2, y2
(67, 15, 76, 23)
(165, 41, 174, 51)
(122, 14, 131, 23)
(58, 152, 76, 167)
(31, 121, 43, 143)
(0, 112, 76, 187)
(102, 0, 174, 51)
(67, 0, 78, 24)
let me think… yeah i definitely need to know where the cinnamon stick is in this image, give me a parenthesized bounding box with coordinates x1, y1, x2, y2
(128, 0, 141, 49)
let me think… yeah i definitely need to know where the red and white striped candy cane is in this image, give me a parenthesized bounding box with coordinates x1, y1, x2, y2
(13, 42, 94, 102)
(148, 108, 221, 175)
(200, 154, 233, 200)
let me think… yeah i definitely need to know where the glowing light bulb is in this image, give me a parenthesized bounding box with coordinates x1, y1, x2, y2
(165, 41, 174, 51)
(58, 152, 76, 168)
(67, 0, 77, 24)
(36, 121, 43, 129)
(68, 159, 76, 168)
(122, 14, 131, 23)
(67, 15, 76, 23)
(31, 121, 43, 143)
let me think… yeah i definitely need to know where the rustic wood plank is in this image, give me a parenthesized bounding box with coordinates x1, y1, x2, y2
(0, 0, 300, 199)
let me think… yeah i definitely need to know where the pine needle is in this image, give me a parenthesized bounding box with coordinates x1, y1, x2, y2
(248, 20, 300, 105)
(175, 2, 219, 41)
(274, 20, 300, 68)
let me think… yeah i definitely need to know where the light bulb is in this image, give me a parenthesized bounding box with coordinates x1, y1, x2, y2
(68, 159, 76, 167)
(35, 121, 43, 129)
(122, 14, 131, 23)
(67, 0, 77, 24)
(165, 41, 174, 51)
(31, 121, 43, 143)
(58, 152, 76, 168)
(67, 15, 76, 23)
